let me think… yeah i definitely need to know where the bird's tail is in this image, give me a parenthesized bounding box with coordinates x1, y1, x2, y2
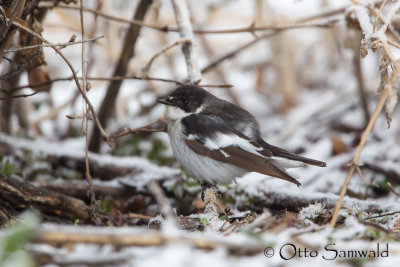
(258, 139, 327, 167)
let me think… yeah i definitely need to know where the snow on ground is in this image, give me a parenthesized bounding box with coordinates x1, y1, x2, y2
(2, 0, 400, 266)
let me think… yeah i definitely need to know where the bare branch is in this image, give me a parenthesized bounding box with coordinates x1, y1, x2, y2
(142, 38, 190, 77)
(39, 3, 343, 35)
(34, 226, 264, 255)
(330, 86, 391, 227)
(88, 0, 154, 152)
(110, 118, 167, 140)
(0, 36, 104, 54)
(79, 0, 97, 208)
(170, 0, 201, 84)
(377, 1, 400, 34)
(0, 91, 38, 100)
(0, 0, 25, 42)
(3, 75, 184, 95)
(6, 18, 111, 146)
(148, 181, 177, 224)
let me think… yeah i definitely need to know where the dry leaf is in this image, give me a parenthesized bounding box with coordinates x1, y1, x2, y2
(330, 136, 348, 155)
(28, 67, 51, 92)
(378, 52, 390, 93)
(384, 84, 398, 128)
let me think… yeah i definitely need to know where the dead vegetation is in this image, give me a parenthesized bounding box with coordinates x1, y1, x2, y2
(1, 0, 400, 266)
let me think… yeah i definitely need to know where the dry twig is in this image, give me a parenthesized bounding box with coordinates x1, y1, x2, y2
(170, 0, 201, 84)
(4, 18, 111, 146)
(0, 36, 103, 54)
(88, 0, 154, 152)
(33, 227, 264, 255)
(330, 82, 391, 227)
(142, 38, 190, 77)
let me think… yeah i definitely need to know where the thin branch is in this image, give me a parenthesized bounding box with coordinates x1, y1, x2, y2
(373, 0, 388, 33)
(330, 86, 390, 228)
(369, 3, 400, 44)
(170, 0, 201, 84)
(6, 18, 111, 146)
(79, 0, 97, 207)
(147, 181, 176, 223)
(355, 166, 377, 187)
(201, 31, 277, 74)
(387, 182, 400, 198)
(377, 1, 400, 34)
(142, 38, 190, 77)
(110, 118, 167, 140)
(362, 162, 400, 184)
(86, 75, 184, 85)
(39, 3, 341, 35)
(0, 0, 24, 42)
(5, 75, 184, 94)
(39, 3, 165, 31)
(0, 91, 38, 100)
(388, 39, 400, 49)
(0, 36, 104, 54)
(189, 20, 338, 34)
(88, 0, 155, 152)
(34, 227, 264, 255)
(30, 91, 79, 128)
(128, 213, 153, 221)
(364, 210, 400, 220)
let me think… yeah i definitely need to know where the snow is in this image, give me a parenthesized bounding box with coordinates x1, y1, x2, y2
(2, 0, 400, 266)
(0, 133, 179, 189)
(298, 203, 329, 225)
(346, 5, 373, 37)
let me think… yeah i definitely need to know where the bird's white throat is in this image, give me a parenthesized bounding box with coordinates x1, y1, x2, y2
(166, 106, 191, 121)
(166, 105, 204, 121)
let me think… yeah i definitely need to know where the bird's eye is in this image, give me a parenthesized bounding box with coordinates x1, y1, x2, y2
(182, 99, 189, 105)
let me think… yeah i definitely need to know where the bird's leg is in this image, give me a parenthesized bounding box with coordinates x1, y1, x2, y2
(201, 182, 214, 202)
(201, 182, 227, 221)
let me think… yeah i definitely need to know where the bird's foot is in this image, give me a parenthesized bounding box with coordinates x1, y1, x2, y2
(201, 183, 228, 218)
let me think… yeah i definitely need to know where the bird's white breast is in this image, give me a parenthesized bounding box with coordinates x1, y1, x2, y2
(168, 119, 247, 184)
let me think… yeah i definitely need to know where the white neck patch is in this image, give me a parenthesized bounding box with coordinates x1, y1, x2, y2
(166, 104, 205, 121)
(166, 106, 191, 121)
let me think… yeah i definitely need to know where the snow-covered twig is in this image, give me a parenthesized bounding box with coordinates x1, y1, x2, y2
(170, 0, 201, 84)
(34, 225, 265, 255)
(147, 181, 177, 223)
(377, 1, 400, 35)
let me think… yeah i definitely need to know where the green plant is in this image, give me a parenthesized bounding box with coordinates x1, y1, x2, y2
(0, 211, 40, 267)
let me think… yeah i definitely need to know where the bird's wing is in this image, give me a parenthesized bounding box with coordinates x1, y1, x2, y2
(181, 114, 301, 186)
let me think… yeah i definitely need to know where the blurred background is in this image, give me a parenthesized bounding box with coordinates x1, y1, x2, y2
(1, 0, 400, 266)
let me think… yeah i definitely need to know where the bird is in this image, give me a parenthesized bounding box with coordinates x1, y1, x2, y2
(157, 85, 326, 190)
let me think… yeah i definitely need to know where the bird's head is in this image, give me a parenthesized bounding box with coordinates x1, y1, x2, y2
(157, 85, 210, 121)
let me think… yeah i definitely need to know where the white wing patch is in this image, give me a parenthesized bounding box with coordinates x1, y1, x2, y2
(187, 133, 305, 169)
(187, 133, 264, 157)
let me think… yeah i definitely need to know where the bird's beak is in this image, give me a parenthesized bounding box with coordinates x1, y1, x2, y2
(157, 98, 174, 106)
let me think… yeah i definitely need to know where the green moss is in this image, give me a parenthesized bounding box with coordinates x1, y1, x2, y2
(115, 136, 173, 166)
(1, 160, 21, 175)
(100, 199, 115, 214)
(200, 217, 209, 226)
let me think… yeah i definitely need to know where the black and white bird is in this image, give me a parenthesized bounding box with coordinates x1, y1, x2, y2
(157, 85, 326, 188)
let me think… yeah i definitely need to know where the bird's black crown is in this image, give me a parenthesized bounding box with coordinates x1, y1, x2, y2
(158, 85, 211, 113)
